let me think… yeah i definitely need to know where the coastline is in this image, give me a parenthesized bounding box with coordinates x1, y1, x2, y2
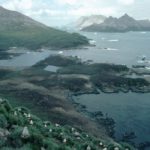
(68, 90, 150, 150)
(0, 53, 150, 149)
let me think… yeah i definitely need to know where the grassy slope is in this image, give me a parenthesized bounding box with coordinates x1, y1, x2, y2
(0, 27, 88, 50)
(0, 99, 135, 150)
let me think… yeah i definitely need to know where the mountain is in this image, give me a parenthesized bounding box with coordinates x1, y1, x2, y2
(0, 6, 88, 50)
(81, 14, 150, 32)
(75, 15, 106, 30)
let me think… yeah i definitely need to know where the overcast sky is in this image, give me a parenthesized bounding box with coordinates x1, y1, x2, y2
(0, 0, 150, 27)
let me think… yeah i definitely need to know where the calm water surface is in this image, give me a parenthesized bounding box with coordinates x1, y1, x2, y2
(44, 65, 60, 72)
(1, 32, 150, 67)
(75, 92, 150, 143)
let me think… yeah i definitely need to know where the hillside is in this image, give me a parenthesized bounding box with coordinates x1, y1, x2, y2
(0, 6, 88, 50)
(81, 14, 150, 32)
(0, 98, 134, 150)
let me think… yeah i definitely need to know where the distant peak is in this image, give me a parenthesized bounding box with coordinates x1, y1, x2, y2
(121, 14, 132, 18)
(123, 13, 130, 17)
(108, 16, 112, 18)
(119, 14, 135, 20)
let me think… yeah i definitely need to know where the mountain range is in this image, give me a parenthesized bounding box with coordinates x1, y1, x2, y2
(77, 14, 150, 32)
(0, 6, 88, 50)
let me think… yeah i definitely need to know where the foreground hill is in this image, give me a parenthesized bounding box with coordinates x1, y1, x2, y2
(0, 98, 134, 150)
(0, 6, 88, 50)
(81, 14, 150, 32)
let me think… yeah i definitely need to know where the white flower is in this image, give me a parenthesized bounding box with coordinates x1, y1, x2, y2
(14, 111, 17, 116)
(55, 123, 60, 127)
(29, 120, 33, 125)
(27, 114, 31, 118)
(0, 98, 3, 103)
(24, 113, 27, 117)
(21, 127, 30, 139)
(74, 132, 80, 136)
(99, 142, 103, 146)
(103, 148, 107, 150)
(86, 145, 91, 150)
(49, 129, 52, 132)
(17, 108, 21, 112)
(60, 132, 63, 135)
(114, 147, 119, 150)
(41, 147, 46, 150)
(63, 138, 67, 143)
(71, 127, 75, 132)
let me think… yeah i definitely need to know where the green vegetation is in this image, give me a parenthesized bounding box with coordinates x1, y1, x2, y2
(0, 28, 88, 50)
(29, 55, 150, 93)
(33, 55, 82, 69)
(58, 63, 129, 75)
(0, 98, 135, 150)
(91, 74, 149, 92)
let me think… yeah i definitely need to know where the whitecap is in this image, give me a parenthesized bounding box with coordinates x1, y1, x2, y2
(58, 51, 63, 54)
(89, 40, 96, 45)
(145, 67, 150, 70)
(108, 39, 119, 42)
(140, 32, 147, 34)
(137, 60, 145, 64)
(103, 48, 118, 51)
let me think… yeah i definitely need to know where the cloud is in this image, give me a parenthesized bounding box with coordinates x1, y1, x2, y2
(118, 0, 135, 5)
(69, 7, 117, 17)
(56, 0, 118, 17)
(2, 0, 33, 10)
(0, 0, 120, 26)
(58, 0, 78, 5)
(1, 0, 118, 17)
(0, 0, 140, 26)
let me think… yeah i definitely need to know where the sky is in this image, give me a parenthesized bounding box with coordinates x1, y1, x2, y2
(0, 0, 150, 27)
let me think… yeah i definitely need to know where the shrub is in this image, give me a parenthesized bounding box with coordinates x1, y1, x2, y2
(0, 114, 7, 128)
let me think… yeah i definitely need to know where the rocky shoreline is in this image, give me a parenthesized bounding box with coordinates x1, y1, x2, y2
(0, 54, 150, 149)
(68, 90, 150, 150)
(67, 91, 116, 138)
